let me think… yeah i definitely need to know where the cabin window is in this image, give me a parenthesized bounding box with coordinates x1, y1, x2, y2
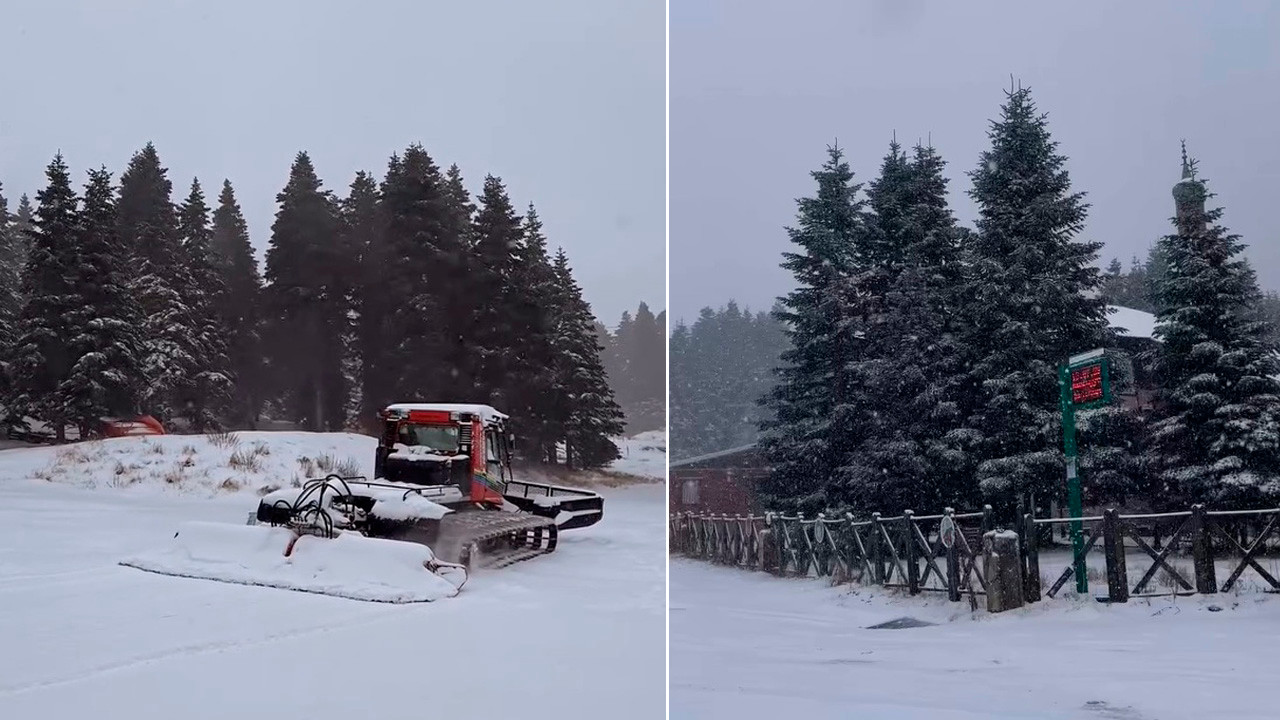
(681, 479, 700, 505)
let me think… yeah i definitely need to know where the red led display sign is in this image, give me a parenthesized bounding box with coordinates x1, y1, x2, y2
(1070, 363, 1105, 405)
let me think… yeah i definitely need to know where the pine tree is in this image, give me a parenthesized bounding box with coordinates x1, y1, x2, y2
(9, 154, 81, 440)
(668, 320, 701, 457)
(826, 140, 921, 510)
(0, 183, 20, 322)
(116, 143, 202, 422)
(841, 143, 976, 511)
(960, 85, 1109, 504)
(627, 302, 666, 432)
(759, 144, 868, 514)
(264, 151, 346, 430)
(377, 145, 469, 404)
(58, 167, 145, 435)
(512, 204, 563, 461)
(11, 194, 34, 281)
(549, 248, 624, 468)
(210, 180, 264, 428)
(1147, 151, 1280, 506)
(172, 178, 231, 430)
(444, 164, 477, 248)
(470, 175, 527, 408)
(340, 171, 381, 429)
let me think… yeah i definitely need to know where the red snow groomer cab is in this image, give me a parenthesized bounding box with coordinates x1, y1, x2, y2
(371, 403, 604, 530)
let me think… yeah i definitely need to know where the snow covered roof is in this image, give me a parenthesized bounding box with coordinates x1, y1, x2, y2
(383, 403, 509, 424)
(1106, 305, 1156, 340)
(671, 443, 760, 469)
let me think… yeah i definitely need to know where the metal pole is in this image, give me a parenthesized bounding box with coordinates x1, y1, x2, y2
(1059, 364, 1087, 594)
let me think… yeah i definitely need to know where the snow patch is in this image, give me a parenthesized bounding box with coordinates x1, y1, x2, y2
(609, 430, 667, 480)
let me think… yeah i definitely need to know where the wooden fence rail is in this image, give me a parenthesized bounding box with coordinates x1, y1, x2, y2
(672, 503, 1280, 606)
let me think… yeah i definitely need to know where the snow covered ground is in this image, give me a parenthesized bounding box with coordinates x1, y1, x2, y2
(671, 558, 1280, 720)
(0, 428, 665, 495)
(612, 430, 667, 480)
(0, 433, 666, 719)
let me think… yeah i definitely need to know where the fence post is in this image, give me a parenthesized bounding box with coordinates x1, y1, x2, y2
(1024, 512, 1041, 602)
(845, 512, 859, 585)
(1192, 504, 1217, 594)
(870, 512, 884, 585)
(945, 507, 960, 602)
(904, 510, 920, 595)
(1103, 508, 1129, 603)
(981, 504, 993, 535)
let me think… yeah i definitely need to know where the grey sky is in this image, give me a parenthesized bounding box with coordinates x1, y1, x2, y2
(671, 0, 1280, 324)
(0, 0, 664, 327)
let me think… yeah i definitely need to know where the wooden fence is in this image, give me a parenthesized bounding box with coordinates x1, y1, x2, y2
(670, 503, 1280, 605)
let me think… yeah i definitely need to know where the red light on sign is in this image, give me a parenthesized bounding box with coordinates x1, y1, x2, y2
(1070, 363, 1104, 405)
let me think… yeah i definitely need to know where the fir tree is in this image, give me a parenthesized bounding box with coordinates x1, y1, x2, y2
(0, 183, 19, 322)
(615, 302, 666, 433)
(264, 151, 347, 431)
(115, 143, 199, 421)
(842, 143, 975, 511)
(210, 180, 264, 428)
(340, 171, 381, 428)
(470, 175, 526, 407)
(376, 145, 469, 404)
(512, 203, 563, 461)
(1147, 151, 1280, 506)
(960, 85, 1108, 504)
(9, 154, 80, 440)
(444, 163, 477, 247)
(174, 177, 231, 430)
(759, 144, 868, 514)
(58, 167, 145, 435)
(549, 248, 624, 468)
(827, 140, 920, 510)
(11, 194, 34, 281)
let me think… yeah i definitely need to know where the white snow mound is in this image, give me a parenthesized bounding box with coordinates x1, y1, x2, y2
(119, 521, 461, 603)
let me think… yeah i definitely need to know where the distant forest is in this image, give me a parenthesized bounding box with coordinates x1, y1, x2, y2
(0, 144, 662, 469)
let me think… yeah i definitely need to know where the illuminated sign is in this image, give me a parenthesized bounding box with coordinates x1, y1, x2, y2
(1070, 363, 1105, 405)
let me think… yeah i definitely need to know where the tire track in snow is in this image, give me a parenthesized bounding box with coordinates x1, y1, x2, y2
(0, 605, 401, 697)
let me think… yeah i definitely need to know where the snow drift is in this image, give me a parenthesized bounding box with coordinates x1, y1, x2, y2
(119, 521, 463, 603)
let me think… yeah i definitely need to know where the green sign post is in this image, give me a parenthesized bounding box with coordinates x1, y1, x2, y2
(1058, 348, 1112, 594)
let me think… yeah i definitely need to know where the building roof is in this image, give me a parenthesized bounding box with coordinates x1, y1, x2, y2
(670, 443, 760, 469)
(1107, 305, 1157, 340)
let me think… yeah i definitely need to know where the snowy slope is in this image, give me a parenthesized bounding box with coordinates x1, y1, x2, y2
(0, 431, 375, 496)
(0, 428, 665, 494)
(0, 480, 665, 719)
(671, 560, 1280, 720)
(611, 430, 667, 480)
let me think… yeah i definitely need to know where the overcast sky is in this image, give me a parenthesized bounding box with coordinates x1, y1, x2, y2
(0, 0, 664, 327)
(671, 0, 1280, 324)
